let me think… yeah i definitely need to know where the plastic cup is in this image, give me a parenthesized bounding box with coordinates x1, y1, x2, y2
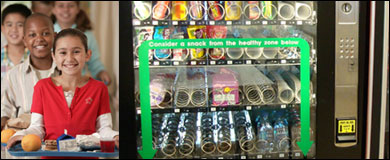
(100, 137, 115, 153)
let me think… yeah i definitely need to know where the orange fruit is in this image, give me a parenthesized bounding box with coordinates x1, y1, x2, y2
(21, 134, 41, 152)
(1, 129, 16, 143)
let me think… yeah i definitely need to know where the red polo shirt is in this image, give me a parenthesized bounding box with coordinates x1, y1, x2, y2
(31, 77, 111, 141)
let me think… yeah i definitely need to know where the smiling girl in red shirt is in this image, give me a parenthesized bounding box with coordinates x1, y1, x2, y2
(7, 28, 119, 158)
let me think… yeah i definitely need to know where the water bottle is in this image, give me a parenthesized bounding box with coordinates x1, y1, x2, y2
(290, 117, 301, 151)
(256, 112, 274, 153)
(273, 111, 290, 152)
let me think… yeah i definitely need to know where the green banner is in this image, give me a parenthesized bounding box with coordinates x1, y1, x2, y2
(137, 38, 313, 158)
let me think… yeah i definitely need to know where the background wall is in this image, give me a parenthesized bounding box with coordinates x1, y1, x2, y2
(89, 1, 119, 131)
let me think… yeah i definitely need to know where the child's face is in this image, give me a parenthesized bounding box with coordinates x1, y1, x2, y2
(32, 3, 53, 17)
(1, 13, 26, 46)
(24, 17, 55, 59)
(52, 1, 79, 25)
(53, 36, 91, 76)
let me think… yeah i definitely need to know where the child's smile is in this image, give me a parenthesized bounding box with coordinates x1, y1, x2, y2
(63, 62, 79, 69)
(2, 13, 25, 45)
(53, 36, 91, 76)
(23, 16, 55, 59)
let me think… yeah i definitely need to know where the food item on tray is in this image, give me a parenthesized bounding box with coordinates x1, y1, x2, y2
(22, 134, 41, 152)
(44, 140, 57, 151)
(6, 114, 31, 131)
(1, 129, 16, 143)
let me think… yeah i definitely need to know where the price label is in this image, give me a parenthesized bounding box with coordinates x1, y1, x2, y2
(172, 21, 178, 25)
(133, 19, 141, 25)
(295, 152, 301, 157)
(262, 21, 268, 25)
(135, 61, 139, 66)
(174, 109, 180, 113)
(279, 154, 285, 158)
(191, 61, 197, 65)
(210, 61, 216, 65)
(281, 21, 286, 25)
(137, 110, 141, 114)
(152, 21, 158, 25)
(173, 62, 179, 65)
(241, 156, 246, 159)
(218, 157, 223, 159)
(246, 106, 252, 110)
(211, 107, 216, 112)
(209, 21, 215, 25)
(190, 21, 195, 25)
(246, 60, 252, 64)
(281, 105, 286, 108)
(226, 21, 232, 25)
(246, 21, 251, 25)
(297, 21, 303, 25)
(227, 61, 233, 65)
(281, 60, 286, 64)
(257, 155, 263, 159)
(153, 61, 159, 66)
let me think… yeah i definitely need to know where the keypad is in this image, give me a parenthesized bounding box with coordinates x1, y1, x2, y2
(339, 37, 356, 59)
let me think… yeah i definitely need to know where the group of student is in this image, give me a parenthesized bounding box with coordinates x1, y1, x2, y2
(0, 1, 119, 157)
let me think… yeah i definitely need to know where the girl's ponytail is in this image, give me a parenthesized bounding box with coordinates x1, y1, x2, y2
(75, 9, 92, 32)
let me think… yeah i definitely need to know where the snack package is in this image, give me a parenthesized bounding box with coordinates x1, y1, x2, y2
(153, 1, 171, 20)
(134, 27, 154, 59)
(6, 114, 31, 131)
(76, 133, 101, 151)
(206, 25, 227, 39)
(248, 1, 260, 20)
(154, 26, 174, 60)
(208, 1, 224, 20)
(188, 26, 207, 60)
(150, 78, 166, 107)
(172, 1, 187, 20)
(171, 26, 189, 61)
(133, 1, 152, 20)
(188, 1, 205, 20)
(212, 68, 239, 106)
(135, 26, 154, 43)
(206, 26, 227, 60)
(261, 1, 277, 20)
(225, 1, 242, 20)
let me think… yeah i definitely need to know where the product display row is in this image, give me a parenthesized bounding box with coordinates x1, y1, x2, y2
(132, 1, 315, 23)
(133, 25, 315, 65)
(136, 108, 315, 159)
(134, 66, 315, 110)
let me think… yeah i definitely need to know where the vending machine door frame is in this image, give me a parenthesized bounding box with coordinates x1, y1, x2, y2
(119, 2, 137, 159)
(118, 1, 373, 159)
(316, 1, 369, 159)
(365, 1, 388, 159)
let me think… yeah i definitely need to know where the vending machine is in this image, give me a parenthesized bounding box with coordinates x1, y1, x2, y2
(118, 1, 387, 159)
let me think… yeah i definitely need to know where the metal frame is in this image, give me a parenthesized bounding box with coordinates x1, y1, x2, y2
(316, 1, 369, 158)
(366, 1, 388, 159)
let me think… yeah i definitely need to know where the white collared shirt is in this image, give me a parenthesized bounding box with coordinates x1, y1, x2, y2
(1, 55, 60, 118)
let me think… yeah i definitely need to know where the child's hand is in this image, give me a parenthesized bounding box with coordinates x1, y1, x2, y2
(7, 135, 24, 150)
(114, 135, 119, 149)
(97, 71, 111, 85)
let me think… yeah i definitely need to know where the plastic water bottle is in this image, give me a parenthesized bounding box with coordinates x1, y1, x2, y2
(256, 112, 274, 153)
(290, 117, 301, 151)
(273, 111, 290, 152)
